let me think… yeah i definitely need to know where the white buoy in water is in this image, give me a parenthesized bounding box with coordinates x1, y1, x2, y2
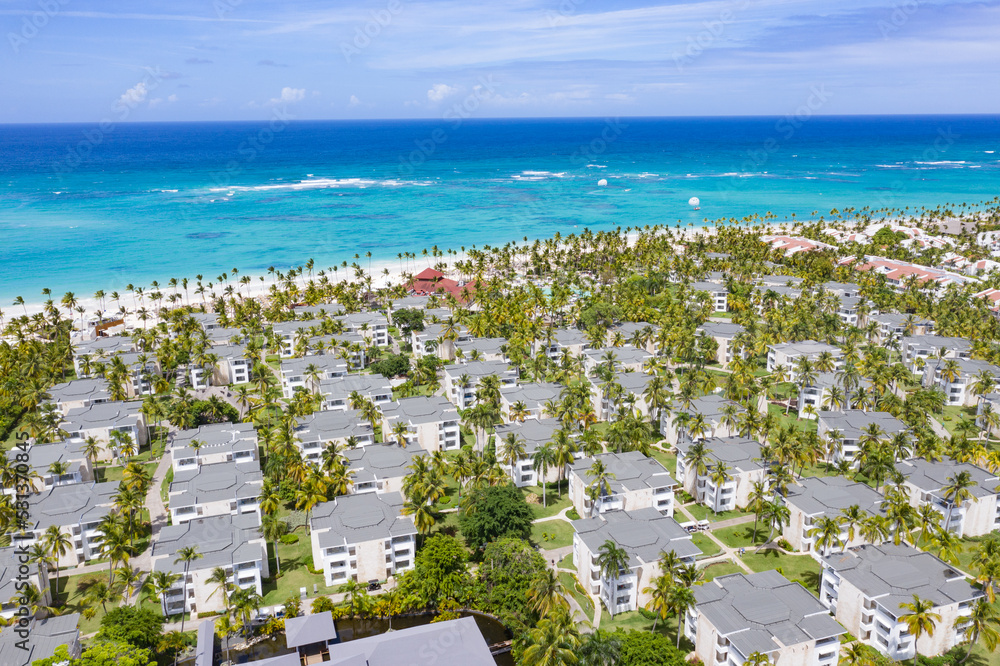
(597, 179, 608, 187)
(688, 196, 700, 207)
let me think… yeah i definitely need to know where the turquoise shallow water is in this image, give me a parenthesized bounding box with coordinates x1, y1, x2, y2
(1, 116, 998, 301)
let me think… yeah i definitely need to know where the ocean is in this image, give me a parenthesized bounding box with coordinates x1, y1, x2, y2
(1, 116, 999, 302)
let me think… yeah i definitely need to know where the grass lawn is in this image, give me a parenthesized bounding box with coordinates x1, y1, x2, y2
(525, 487, 571, 519)
(649, 447, 677, 473)
(558, 571, 594, 618)
(532, 519, 575, 549)
(740, 549, 821, 594)
(262, 527, 335, 606)
(558, 553, 574, 570)
(51, 572, 126, 635)
(692, 532, 722, 558)
(684, 503, 751, 523)
(914, 534, 981, 574)
(713, 524, 768, 549)
(95, 460, 158, 484)
(597, 609, 693, 650)
(767, 404, 818, 434)
(701, 561, 744, 581)
(940, 405, 979, 438)
(434, 511, 464, 546)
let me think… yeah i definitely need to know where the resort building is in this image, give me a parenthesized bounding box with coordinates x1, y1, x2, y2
(293, 409, 375, 464)
(499, 382, 565, 422)
(336, 312, 390, 347)
(567, 451, 676, 518)
(323, 616, 495, 666)
(309, 492, 417, 586)
(0, 546, 50, 619)
(900, 335, 972, 373)
(492, 418, 564, 487)
(583, 346, 653, 376)
(441, 360, 519, 409)
(606, 322, 660, 353)
(411, 321, 471, 360)
(59, 400, 147, 462)
(686, 570, 844, 666)
(869, 313, 934, 342)
(843, 256, 973, 292)
(763, 235, 835, 255)
(381, 396, 461, 452)
(167, 459, 263, 524)
(590, 371, 654, 421)
(816, 411, 910, 467)
(72, 336, 133, 376)
(690, 281, 729, 312)
(0, 613, 81, 665)
(766, 341, 844, 381)
(820, 543, 981, 660)
(150, 513, 268, 616)
(675, 436, 766, 513)
(697, 321, 745, 368)
(318, 373, 394, 412)
(48, 377, 110, 414)
(25, 481, 118, 566)
(660, 395, 745, 446)
(572, 508, 701, 615)
(170, 422, 259, 472)
(208, 343, 252, 385)
(279, 355, 349, 399)
(895, 458, 1000, 537)
(922, 357, 1000, 407)
(344, 445, 426, 496)
(781, 476, 885, 554)
(271, 319, 323, 358)
(6, 439, 92, 491)
(455, 336, 509, 363)
(536, 328, 589, 362)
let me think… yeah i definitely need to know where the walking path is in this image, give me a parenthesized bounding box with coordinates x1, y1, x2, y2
(674, 503, 752, 575)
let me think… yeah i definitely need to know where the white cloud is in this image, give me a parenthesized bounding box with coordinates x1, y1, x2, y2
(268, 87, 305, 105)
(147, 97, 163, 109)
(348, 95, 361, 107)
(167, 94, 178, 103)
(426, 83, 458, 102)
(118, 82, 148, 108)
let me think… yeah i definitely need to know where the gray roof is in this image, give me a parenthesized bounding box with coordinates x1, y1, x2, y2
(48, 378, 110, 405)
(285, 611, 337, 648)
(760, 274, 805, 287)
(0, 612, 81, 666)
(169, 459, 263, 508)
(210, 342, 249, 359)
(822, 543, 981, 616)
(757, 284, 803, 299)
(345, 445, 427, 485)
(608, 322, 659, 338)
(698, 321, 745, 339)
(678, 436, 764, 473)
(501, 382, 564, 410)
(444, 360, 516, 382)
(691, 281, 728, 294)
(325, 616, 494, 666)
(585, 346, 653, 367)
(944, 357, 1000, 378)
(455, 337, 508, 357)
(0, 546, 39, 602)
(493, 418, 563, 455)
(870, 312, 932, 328)
(273, 318, 323, 336)
(896, 457, 999, 500)
(194, 619, 215, 666)
(293, 304, 345, 318)
(61, 400, 143, 432)
(695, 571, 844, 657)
(73, 335, 133, 357)
(319, 373, 393, 400)
(389, 296, 431, 310)
(296, 409, 373, 443)
(901, 335, 972, 354)
(672, 394, 745, 422)
(784, 476, 884, 518)
(821, 281, 862, 294)
(572, 507, 701, 566)
(172, 422, 258, 458)
(569, 451, 676, 494)
(28, 482, 118, 529)
(311, 492, 416, 547)
(338, 311, 388, 328)
(770, 340, 842, 357)
(553, 328, 588, 347)
(7, 439, 88, 474)
(280, 355, 348, 376)
(382, 396, 458, 425)
(608, 370, 655, 395)
(817, 410, 908, 440)
(152, 513, 265, 574)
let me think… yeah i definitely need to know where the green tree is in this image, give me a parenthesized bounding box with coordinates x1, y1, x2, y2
(458, 483, 534, 550)
(397, 534, 472, 608)
(472, 538, 548, 627)
(899, 595, 941, 666)
(95, 606, 164, 651)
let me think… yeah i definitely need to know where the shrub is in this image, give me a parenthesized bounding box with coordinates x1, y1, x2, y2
(776, 538, 793, 551)
(280, 534, 299, 545)
(566, 508, 581, 520)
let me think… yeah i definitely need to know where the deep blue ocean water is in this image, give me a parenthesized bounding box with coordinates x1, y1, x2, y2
(1, 116, 999, 302)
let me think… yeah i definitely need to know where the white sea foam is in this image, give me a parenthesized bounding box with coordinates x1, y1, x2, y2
(986, 151, 995, 154)
(586, 164, 607, 168)
(208, 177, 431, 194)
(914, 160, 967, 165)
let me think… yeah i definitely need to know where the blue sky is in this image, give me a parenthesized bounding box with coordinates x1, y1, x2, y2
(1, 0, 998, 122)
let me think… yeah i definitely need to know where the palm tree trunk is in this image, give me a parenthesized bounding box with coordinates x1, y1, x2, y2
(274, 540, 281, 574)
(676, 613, 684, 648)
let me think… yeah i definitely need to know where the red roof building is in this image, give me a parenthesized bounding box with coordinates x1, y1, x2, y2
(406, 268, 476, 303)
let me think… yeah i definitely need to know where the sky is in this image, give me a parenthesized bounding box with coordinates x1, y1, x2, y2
(1, 0, 999, 123)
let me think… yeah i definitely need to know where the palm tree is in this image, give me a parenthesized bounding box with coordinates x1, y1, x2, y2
(642, 573, 673, 631)
(667, 584, 696, 648)
(532, 442, 557, 508)
(899, 595, 941, 666)
(809, 516, 844, 556)
(595, 539, 630, 618)
(708, 462, 732, 514)
(577, 631, 621, 666)
(42, 525, 72, 594)
(207, 566, 232, 614)
(527, 569, 569, 616)
(174, 545, 202, 632)
(520, 607, 581, 666)
(959, 598, 1000, 663)
(144, 570, 181, 616)
(261, 515, 289, 575)
(941, 471, 976, 534)
(498, 433, 527, 472)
